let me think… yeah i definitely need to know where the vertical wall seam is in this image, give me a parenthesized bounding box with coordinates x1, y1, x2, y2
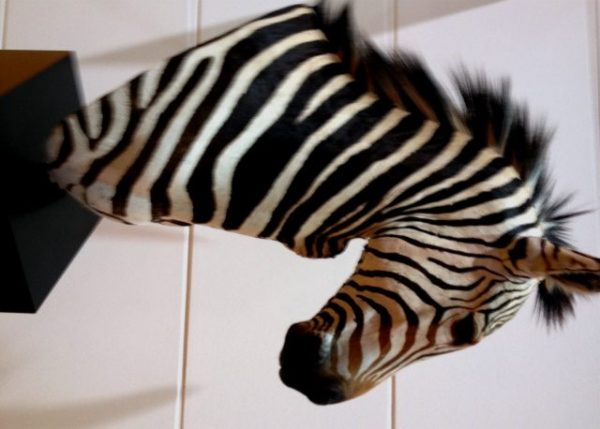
(196, 0, 202, 46)
(592, 1, 599, 180)
(176, 3, 202, 427)
(1, 0, 8, 48)
(390, 1, 399, 428)
(177, 4, 203, 428)
(176, 4, 202, 428)
(175, 226, 195, 429)
(589, 0, 600, 253)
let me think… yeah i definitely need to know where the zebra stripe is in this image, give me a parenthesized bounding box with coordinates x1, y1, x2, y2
(46, 2, 600, 405)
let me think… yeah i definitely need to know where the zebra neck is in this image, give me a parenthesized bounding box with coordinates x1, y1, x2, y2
(46, 3, 524, 259)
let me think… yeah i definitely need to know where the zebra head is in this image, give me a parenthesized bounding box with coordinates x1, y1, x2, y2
(279, 6, 600, 405)
(280, 226, 600, 404)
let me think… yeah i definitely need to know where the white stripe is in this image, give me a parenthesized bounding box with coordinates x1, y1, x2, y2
(138, 67, 163, 109)
(265, 109, 407, 238)
(292, 121, 439, 243)
(167, 29, 327, 223)
(387, 147, 499, 213)
(296, 74, 353, 122)
(83, 98, 102, 139)
(89, 46, 211, 208)
(125, 56, 224, 222)
(122, 7, 318, 222)
(51, 87, 130, 194)
(410, 175, 532, 221)
(325, 130, 472, 239)
(210, 54, 337, 225)
(54, 5, 316, 222)
(238, 93, 378, 234)
(390, 207, 540, 238)
(80, 87, 134, 212)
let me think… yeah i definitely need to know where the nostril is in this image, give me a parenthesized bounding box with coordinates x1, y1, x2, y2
(279, 323, 346, 404)
(278, 367, 346, 405)
(280, 322, 324, 371)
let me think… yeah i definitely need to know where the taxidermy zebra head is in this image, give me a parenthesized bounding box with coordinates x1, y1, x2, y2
(46, 2, 600, 405)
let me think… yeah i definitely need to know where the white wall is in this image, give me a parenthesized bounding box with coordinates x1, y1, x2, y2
(0, 2, 194, 428)
(0, 1, 598, 428)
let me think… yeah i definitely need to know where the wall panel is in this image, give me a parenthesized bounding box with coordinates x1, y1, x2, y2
(0, 1, 196, 428)
(0, 0, 6, 48)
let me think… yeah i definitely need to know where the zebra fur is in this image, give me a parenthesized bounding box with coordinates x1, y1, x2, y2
(45, 1, 600, 404)
(317, 3, 584, 326)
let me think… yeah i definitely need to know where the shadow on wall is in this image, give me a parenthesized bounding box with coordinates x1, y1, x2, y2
(83, 0, 504, 68)
(0, 387, 185, 429)
(396, 0, 502, 27)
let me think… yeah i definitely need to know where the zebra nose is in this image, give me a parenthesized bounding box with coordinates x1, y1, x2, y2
(279, 323, 345, 405)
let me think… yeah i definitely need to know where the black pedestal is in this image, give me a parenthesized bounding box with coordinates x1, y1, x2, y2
(0, 50, 99, 313)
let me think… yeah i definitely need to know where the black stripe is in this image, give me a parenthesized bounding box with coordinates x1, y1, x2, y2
(275, 113, 429, 253)
(334, 293, 364, 374)
(469, 283, 527, 306)
(354, 293, 393, 371)
(345, 280, 428, 374)
(427, 257, 508, 279)
(315, 137, 483, 242)
(335, 292, 364, 328)
(111, 58, 211, 217)
(227, 90, 392, 231)
(346, 280, 420, 326)
(375, 233, 502, 261)
(508, 236, 528, 264)
(450, 279, 515, 304)
(80, 94, 141, 188)
(327, 301, 347, 340)
(388, 157, 510, 215)
(88, 97, 114, 150)
(355, 294, 392, 329)
(391, 197, 533, 228)
(75, 110, 89, 140)
(357, 268, 444, 309)
(382, 137, 482, 214)
(189, 39, 331, 224)
(303, 125, 454, 256)
(149, 53, 189, 106)
(364, 246, 486, 292)
(221, 52, 359, 229)
(80, 53, 188, 189)
(258, 100, 397, 237)
(402, 178, 522, 216)
(479, 294, 527, 315)
(374, 223, 539, 249)
(251, 73, 369, 236)
(136, 12, 318, 220)
(315, 310, 335, 330)
(129, 76, 142, 109)
(154, 13, 317, 223)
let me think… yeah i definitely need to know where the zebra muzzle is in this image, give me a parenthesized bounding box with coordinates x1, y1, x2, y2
(279, 322, 345, 405)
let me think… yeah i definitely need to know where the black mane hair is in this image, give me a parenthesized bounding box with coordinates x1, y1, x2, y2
(314, 1, 582, 326)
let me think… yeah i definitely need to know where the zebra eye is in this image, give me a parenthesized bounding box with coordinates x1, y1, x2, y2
(451, 313, 479, 346)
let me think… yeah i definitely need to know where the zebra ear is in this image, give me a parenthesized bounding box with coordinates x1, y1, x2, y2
(504, 236, 600, 294)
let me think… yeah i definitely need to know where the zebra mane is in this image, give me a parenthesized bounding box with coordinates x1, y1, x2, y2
(315, 2, 580, 326)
